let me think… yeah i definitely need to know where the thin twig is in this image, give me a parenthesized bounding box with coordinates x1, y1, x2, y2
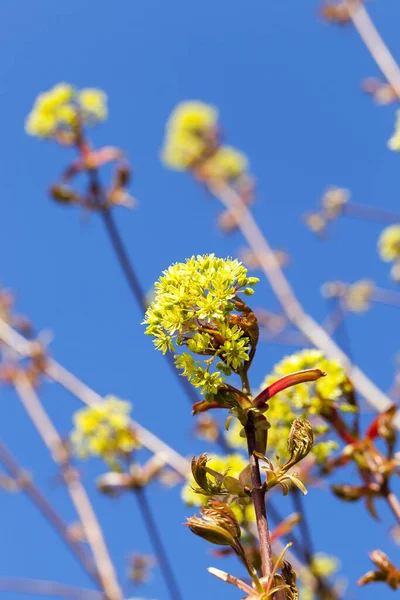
(0, 441, 100, 587)
(346, 1, 400, 98)
(134, 487, 184, 600)
(343, 202, 400, 225)
(0, 578, 104, 600)
(209, 179, 398, 424)
(13, 373, 123, 600)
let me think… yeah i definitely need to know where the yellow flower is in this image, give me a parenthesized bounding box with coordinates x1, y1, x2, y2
(78, 88, 108, 121)
(312, 553, 340, 578)
(378, 224, 400, 262)
(166, 101, 218, 134)
(225, 420, 247, 451)
(162, 101, 218, 171)
(162, 131, 207, 170)
(26, 83, 107, 139)
(202, 146, 248, 181)
(25, 111, 58, 137)
(41, 83, 74, 107)
(71, 396, 139, 466)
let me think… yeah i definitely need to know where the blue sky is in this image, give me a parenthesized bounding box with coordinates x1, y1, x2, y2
(0, 1, 400, 598)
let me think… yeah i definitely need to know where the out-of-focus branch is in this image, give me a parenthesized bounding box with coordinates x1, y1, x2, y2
(346, 1, 400, 97)
(0, 317, 190, 478)
(135, 487, 184, 600)
(0, 578, 104, 599)
(209, 179, 397, 423)
(13, 373, 122, 600)
(0, 441, 100, 586)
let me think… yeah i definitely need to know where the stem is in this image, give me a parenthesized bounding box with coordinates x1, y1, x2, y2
(101, 209, 147, 310)
(244, 411, 274, 579)
(134, 487, 184, 600)
(0, 578, 104, 600)
(0, 441, 100, 588)
(343, 202, 400, 225)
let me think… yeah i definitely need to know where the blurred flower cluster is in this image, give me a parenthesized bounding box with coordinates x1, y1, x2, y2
(378, 224, 400, 282)
(71, 396, 139, 468)
(25, 82, 107, 140)
(162, 101, 248, 182)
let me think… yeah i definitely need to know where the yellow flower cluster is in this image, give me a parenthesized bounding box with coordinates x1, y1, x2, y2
(25, 83, 107, 138)
(388, 111, 400, 151)
(378, 225, 400, 262)
(162, 101, 248, 180)
(71, 396, 139, 467)
(144, 254, 258, 396)
(182, 453, 255, 524)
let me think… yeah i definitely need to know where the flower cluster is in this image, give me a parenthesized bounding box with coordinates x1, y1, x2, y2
(162, 101, 248, 181)
(144, 255, 259, 396)
(182, 453, 254, 524)
(378, 225, 400, 281)
(25, 82, 107, 139)
(71, 396, 139, 467)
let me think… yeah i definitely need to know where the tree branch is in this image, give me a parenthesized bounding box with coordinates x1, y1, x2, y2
(13, 373, 122, 600)
(0, 441, 100, 587)
(0, 578, 104, 600)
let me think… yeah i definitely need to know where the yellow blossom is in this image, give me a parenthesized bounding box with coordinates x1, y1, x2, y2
(71, 396, 139, 467)
(162, 101, 218, 171)
(378, 225, 400, 262)
(202, 146, 248, 181)
(166, 101, 218, 134)
(25, 83, 107, 139)
(162, 131, 207, 170)
(312, 553, 340, 578)
(144, 255, 258, 397)
(78, 88, 108, 121)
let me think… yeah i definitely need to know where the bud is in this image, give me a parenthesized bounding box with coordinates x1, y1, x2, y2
(284, 418, 314, 471)
(331, 484, 365, 502)
(320, 2, 351, 25)
(281, 560, 299, 600)
(191, 454, 222, 496)
(115, 163, 131, 188)
(50, 184, 79, 205)
(358, 549, 400, 590)
(186, 500, 241, 548)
